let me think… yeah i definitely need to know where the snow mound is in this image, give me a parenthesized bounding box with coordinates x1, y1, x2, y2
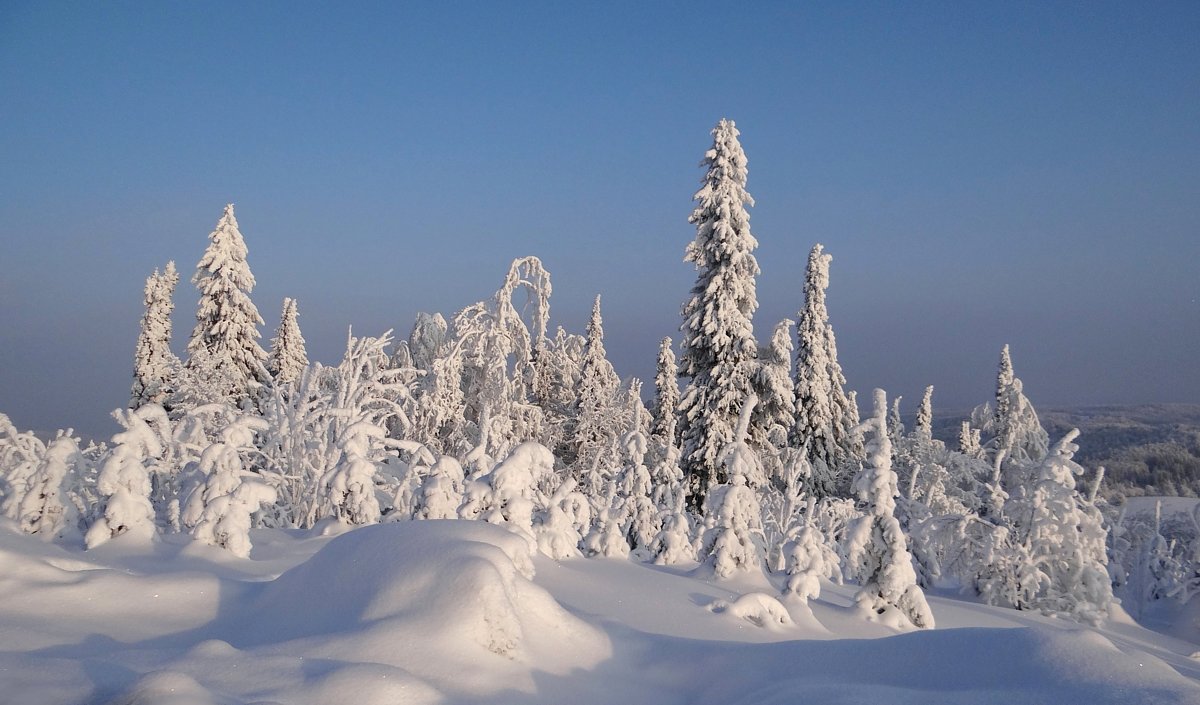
(245, 520, 606, 662)
(708, 592, 794, 630)
(105, 671, 226, 705)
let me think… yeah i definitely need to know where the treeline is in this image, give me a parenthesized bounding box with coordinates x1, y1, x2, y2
(1, 119, 1190, 629)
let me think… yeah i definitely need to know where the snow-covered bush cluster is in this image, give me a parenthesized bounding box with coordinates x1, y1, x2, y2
(0, 118, 1148, 629)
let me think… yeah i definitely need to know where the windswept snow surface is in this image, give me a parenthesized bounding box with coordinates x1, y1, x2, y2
(1, 518, 1199, 705)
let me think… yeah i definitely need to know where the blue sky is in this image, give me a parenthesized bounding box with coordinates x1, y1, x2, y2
(1, 2, 1197, 437)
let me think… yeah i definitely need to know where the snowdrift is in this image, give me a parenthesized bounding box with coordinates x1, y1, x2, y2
(1, 519, 1198, 704)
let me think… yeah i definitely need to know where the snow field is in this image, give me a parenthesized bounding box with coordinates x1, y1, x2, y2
(2, 519, 1198, 705)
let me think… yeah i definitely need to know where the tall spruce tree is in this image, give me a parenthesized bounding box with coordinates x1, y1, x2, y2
(131, 261, 180, 408)
(792, 244, 853, 496)
(267, 297, 308, 385)
(186, 204, 267, 404)
(677, 118, 760, 511)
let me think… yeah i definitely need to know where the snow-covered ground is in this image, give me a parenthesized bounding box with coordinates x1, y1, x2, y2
(2, 518, 1198, 705)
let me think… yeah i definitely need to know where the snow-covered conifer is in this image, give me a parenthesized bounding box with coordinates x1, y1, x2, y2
(186, 204, 267, 405)
(322, 421, 386, 525)
(677, 119, 760, 511)
(651, 337, 680, 445)
(409, 312, 448, 372)
(1016, 429, 1113, 624)
(86, 407, 167, 548)
(915, 385, 934, 440)
(699, 396, 767, 578)
(783, 498, 843, 604)
(17, 433, 88, 541)
(958, 421, 982, 458)
(131, 262, 180, 409)
(792, 244, 854, 498)
(536, 478, 586, 559)
(618, 426, 659, 551)
(266, 297, 308, 385)
(846, 389, 934, 629)
(414, 456, 465, 520)
(573, 295, 621, 495)
(649, 490, 698, 565)
(752, 319, 796, 456)
(182, 416, 275, 557)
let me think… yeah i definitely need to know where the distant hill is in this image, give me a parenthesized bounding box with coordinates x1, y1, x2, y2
(931, 404, 1200, 501)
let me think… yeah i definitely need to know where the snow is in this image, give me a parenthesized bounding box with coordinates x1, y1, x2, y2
(2, 518, 1199, 705)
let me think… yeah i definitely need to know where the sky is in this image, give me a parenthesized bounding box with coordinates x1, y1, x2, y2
(1, 1, 1197, 438)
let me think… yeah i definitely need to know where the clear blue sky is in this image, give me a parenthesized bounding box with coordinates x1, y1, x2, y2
(1, 1, 1197, 437)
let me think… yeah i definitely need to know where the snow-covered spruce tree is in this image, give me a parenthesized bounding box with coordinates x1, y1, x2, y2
(182, 415, 275, 557)
(974, 345, 1048, 467)
(1016, 429, 1113, 624)
(618, 423, 660, 552)
(699, 395, 767, 579)
(678, 119, 761, 511)
(185, 204, 267, 407)
(321, 421, 385, 526)
(86, 406, 168, 548)
(783, 497, 844, 604)
(0, 414, 47, 521)
(572, 295, 622, 498)
(846, 389, 934, 629)
(131, 261, 181, 409)
(752, 319, 796, 464)
(791, 244, 854, 499)
(651, 337, 680, 446)
(958, 420, 982, 458)
(16, 433, 89, 541)
(414, 455, 466, 520)
(533, 326, 584, 464)
(915, 385, 934, 441)
(409, 311, 448, 373)
(266, 297, 308, 385)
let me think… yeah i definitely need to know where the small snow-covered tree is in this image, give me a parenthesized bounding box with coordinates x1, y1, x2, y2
(699, 396, 767, 579)
(651, 337, 680, 446)
(846, 389, 934, 629)
(16, 433, 89, 541)
(266, 297, 308, 385)
(183, 415, 275, 557)
(752, 319, 796, 459)
(915, 385, 934, 440)
(649, 490, 698, 565)
(0, 414, 47, 521)
(617, 425, 659, 552)
(573, 295, 622, 494)
(792, 244, 854, 498)
(131, 261, 181, 409)
(536, 477, 587, 559)
(975, 345, 1048, 467)
(783, 498, 844, 604)
(1014, 429, 1113, 624)
(678, 118, 761, 511)
(86, 406, 167, 548)
(413, 456, 465, 520)
(409, 312, 448, 373)
(322, 421, 386, 525)
(186, 204, 267, 406)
